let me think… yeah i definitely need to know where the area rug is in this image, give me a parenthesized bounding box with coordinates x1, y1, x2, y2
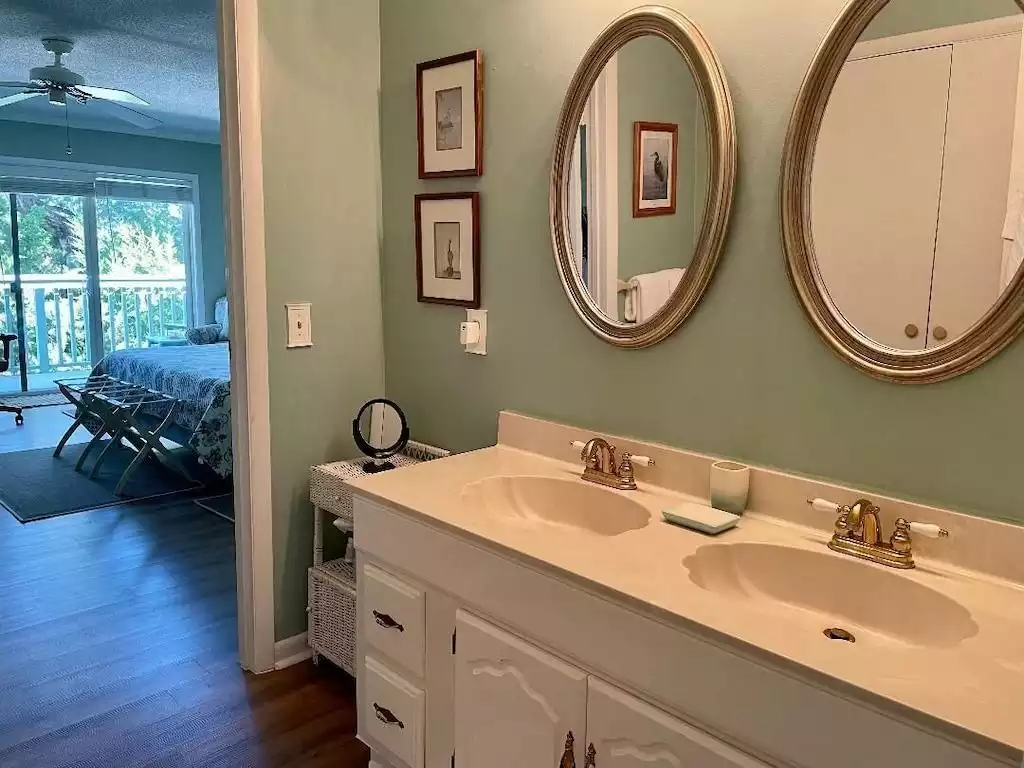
(0, 441, 202, 522)
(0, 391, 68, 408)
(194, 493, 234, 522)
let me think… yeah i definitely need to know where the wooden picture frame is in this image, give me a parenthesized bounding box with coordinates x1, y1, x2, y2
(416, 50, 484, 179)
(415, 192, 481, 308)
(632, 121, 678, 218)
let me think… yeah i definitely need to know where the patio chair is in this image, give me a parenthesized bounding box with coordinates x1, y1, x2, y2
(0, 334, 23, 425)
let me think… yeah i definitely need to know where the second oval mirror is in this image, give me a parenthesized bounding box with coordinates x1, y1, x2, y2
(784, 0, 1024, 381)
(551, 7, 736, 348)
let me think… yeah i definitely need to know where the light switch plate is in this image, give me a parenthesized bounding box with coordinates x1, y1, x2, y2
(465, 309, 487, 355)
(285, 303, 312, 348)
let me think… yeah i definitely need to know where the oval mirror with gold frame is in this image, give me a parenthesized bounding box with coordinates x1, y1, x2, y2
(549, 6, 737, 348)
(782, 0, 1024, 383)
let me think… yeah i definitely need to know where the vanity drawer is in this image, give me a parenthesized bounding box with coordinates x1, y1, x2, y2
(361, 563, 426, 677)
(361, 655, 425, 768)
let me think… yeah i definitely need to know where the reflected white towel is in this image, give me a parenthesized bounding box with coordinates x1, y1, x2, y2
(623, 268, 685, 323)
(1002, 194, 1024, 292)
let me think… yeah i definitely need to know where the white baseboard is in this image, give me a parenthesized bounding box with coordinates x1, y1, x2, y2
(274, 631, 312, 670)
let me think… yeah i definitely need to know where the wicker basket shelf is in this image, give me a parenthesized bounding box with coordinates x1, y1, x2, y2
(308, 558, 358, 675)
(308, 440, 449, 676)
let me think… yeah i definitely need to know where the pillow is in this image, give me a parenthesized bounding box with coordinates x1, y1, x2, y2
(214, 296, 229, 341)
(186, 324, 222, 345)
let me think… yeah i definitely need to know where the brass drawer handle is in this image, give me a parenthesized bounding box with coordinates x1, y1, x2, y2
(560, 731, 577, 768)
(373, 610, 405, 632)
(373, 702, 404, 729)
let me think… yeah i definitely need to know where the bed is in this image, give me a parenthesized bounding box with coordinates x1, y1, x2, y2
(90, 343, 232, 478)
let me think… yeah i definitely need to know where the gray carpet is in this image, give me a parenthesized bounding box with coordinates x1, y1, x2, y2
(0, 441, 201, 522)
(0, 392, 68, 408)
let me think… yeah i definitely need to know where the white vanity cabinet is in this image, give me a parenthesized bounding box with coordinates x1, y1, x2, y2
(353, 496, 1015, 768)
(586, 677, 765, 768)
(453, 610, 587, 768)
(453, 610, 765, 768)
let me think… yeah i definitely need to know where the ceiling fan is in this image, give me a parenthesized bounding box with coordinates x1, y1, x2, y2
(0, 36, 162, 131)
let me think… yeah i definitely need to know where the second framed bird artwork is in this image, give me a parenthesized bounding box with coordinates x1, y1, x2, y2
(633, 121, 678, 218)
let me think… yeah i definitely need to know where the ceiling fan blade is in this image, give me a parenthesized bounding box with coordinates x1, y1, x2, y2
(76, 85, 149, 107)
(0, 92, 44, 107)
(87, 98, 163, 129)
(0, 81, 38, 90)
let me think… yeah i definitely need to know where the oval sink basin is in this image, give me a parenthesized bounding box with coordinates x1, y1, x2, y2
(684, 543, 978, 648)
(462, 476, 651, 537)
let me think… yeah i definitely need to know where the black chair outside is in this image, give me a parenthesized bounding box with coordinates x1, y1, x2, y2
(0, 334, 24, 425)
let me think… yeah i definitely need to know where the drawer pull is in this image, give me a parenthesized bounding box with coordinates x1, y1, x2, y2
(374, 703, 405, 729)
(373, 610, 405, 632)
(560, 731, 577, 768)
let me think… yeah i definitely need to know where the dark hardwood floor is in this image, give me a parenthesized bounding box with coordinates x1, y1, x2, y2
(0, 497, 370, 767)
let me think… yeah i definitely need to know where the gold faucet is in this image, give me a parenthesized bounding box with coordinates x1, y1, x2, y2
(808, 497, 948, 569)
(571, 438, 654, 491)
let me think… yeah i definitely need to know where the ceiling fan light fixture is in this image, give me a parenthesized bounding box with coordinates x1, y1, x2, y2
(48, 88, 66, 107)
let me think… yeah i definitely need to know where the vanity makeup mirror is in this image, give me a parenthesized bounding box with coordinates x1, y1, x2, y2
(783, 0, 1024, 382)
(550, 6, 736, 348)
(353, 398, 409, 473)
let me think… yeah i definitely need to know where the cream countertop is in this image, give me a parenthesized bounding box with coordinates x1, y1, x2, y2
(347, 444, 1024, 757)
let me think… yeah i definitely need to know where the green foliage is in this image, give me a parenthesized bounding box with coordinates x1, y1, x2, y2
(0, 193, 185, 278)
(0, 193, 190, 377)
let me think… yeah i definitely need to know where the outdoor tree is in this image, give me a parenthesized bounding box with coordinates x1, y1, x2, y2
(0, 193, 189, 377)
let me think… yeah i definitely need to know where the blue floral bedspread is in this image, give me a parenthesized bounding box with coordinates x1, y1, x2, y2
(91, 343, 232, 477)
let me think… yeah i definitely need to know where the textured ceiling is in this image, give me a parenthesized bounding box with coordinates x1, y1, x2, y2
(0, 0, 220, 143)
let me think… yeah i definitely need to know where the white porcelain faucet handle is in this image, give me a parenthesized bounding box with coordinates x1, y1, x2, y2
(807, 498, 841, 514)
(627, 454, 654, 468)
(570, 440, 587, 451)
(908, 521, 949, 539)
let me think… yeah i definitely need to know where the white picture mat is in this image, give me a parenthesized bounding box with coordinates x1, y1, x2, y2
(419, 198, 476, 301)
(421, 59, 477, 173)
(638, 129, 675, 210)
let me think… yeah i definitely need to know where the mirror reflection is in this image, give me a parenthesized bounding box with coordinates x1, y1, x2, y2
(812, 0, 1024, 350)
(567, 34, 709, 325)
(356, 401, 404, 453)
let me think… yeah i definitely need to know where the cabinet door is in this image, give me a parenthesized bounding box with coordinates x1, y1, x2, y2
(929, 31, 1022, 345)
(585, 678, 766, 768)
(811, 45, 952, 350)
(454, 610, 587, 768)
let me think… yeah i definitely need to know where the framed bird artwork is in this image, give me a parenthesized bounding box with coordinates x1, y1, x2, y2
(632, 121, 679, 217)
(416, 50, 485, 178)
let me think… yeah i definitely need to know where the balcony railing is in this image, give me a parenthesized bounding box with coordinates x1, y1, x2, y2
(0, 275, 188, 377)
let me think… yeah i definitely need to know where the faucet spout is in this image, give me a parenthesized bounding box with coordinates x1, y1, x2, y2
(571, 437, 655, 492)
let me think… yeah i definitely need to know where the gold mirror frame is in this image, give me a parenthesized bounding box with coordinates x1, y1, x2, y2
(781, 0, 1024, 383)
(549, 6, 737, 349)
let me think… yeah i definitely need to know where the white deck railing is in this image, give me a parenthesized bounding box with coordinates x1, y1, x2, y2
(0, 275, 188, 375)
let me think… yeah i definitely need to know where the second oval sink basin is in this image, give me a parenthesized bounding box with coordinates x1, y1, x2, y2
(684, 543, 978, 648)
(462, 476, 651, 537)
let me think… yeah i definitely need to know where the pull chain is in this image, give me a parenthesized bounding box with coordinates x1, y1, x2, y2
(64, 103, 72, 156)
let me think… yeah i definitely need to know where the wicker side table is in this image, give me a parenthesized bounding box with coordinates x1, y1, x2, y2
(307, 441, 449, 673)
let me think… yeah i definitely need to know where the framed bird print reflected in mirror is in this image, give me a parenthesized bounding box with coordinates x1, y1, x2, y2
(633, 121, 678, 217)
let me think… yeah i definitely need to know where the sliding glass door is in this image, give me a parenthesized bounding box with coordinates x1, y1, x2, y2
(96, 195, 192, 353)
(0, 169, 199, 393)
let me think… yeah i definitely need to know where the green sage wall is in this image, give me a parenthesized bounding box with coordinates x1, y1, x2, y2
(379, 0, 1024, 528)
(863, 0, 1019, 40)
(617, 37, 700, 278)
(259, 0, 384, 639)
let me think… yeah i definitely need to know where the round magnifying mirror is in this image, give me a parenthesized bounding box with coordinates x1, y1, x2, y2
(352, 398, 409, 473)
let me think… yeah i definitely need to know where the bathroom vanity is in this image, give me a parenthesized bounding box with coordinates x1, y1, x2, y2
(348, 413, 1024, 768)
